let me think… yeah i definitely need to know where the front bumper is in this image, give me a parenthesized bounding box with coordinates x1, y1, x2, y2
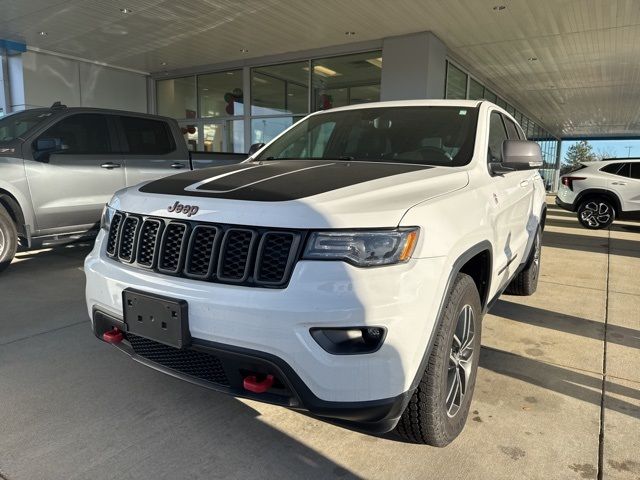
(93, 309, 411, 433)
(85, 230, 448, 405)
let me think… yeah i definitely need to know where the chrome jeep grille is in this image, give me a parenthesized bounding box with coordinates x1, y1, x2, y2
(106, 210, 303, 288)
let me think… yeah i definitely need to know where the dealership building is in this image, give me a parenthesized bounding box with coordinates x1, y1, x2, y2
(3, 1, 617, 191)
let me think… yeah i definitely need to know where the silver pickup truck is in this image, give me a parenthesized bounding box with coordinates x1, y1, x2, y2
(0, 103, 246, 272)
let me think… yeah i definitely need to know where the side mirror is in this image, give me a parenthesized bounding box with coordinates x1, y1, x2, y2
(491, 140, 543, 174)
(247, 142, 265, 156)
(34, 137, 68, 161)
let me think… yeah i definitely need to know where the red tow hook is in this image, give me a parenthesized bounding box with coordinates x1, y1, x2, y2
(243, 374, 274, 394)
(102, 327, 123, 345)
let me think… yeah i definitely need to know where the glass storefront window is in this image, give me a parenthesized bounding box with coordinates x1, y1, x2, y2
(468, 78, 484, 100)
(228, 119, 244, 153)
(446, 63, 467, 99)
(198, 70, 244, 117)
(484, 89, 497, 103)
(203, 123, 224, 152)
(251, 62, 308, 115)
(311, 51, 382, 111)
(157, 76, 197, 120)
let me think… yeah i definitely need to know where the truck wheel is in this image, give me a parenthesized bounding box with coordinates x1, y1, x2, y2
(505, 226, 542, 296)
(0, 205, 18, 273)
(577, 197, 615, 229)
(395, 273, 481, 446)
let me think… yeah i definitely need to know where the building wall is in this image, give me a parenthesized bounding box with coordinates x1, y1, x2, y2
(8, 50, 148, 112)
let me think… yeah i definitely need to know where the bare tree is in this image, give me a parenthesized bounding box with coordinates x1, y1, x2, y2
(594, 146, 616, 161)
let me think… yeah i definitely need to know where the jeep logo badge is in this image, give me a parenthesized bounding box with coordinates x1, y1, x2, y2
(168, 201, 199, 217)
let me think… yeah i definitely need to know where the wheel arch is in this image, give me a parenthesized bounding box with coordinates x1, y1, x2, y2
(408, 241, 493, 393)
(0, 189, 27, 238)
(575, 188, 622, 216)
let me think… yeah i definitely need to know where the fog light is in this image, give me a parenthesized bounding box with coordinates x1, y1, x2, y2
(310, 327, 386, 355)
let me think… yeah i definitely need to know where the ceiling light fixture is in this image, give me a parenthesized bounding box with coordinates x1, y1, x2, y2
(39, 31, 48, 36)
(120, 8, 132, 13)
(303, 65, 341, 77)
(345, 31, 356, 36)
(366, 57, 383, 68)
(493, 5, 506, 11)
(160, 61, 167, 66)
(240, 48, 249, 53)
(528, 57, 538, 62)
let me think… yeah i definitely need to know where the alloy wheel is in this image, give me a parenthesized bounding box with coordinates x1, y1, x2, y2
(580, 201, 612, 228)
(446, 304, 475, 417)
(0, 228, 5, 257)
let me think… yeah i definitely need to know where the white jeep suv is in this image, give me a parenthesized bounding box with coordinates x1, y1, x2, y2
(85, 100, 547, 446)
(556, 159, 640, 229)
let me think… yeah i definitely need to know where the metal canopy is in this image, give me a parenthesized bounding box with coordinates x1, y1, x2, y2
(1, 0, 638, 138)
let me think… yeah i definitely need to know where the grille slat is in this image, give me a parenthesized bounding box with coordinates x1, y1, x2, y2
(158, 223, 188, 274)
(136, 219, 162, 267)
(118, 216, 140, 263)
(217, 229, 256, 282)
(255, 232, 300, 285)
(106, 211, 300, 288)
(185, 225, 219, 278)
(127, 333, 229, 386)
(106, 212, 123, 257)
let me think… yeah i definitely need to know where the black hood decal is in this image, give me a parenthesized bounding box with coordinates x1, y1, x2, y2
(139, 160, 432, 202)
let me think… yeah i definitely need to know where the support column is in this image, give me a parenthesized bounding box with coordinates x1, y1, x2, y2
(0, 47, 10, 115)
(380, 31, 448, 101)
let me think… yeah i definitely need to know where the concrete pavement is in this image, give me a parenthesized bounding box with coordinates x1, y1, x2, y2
(0, 201, 638, 479)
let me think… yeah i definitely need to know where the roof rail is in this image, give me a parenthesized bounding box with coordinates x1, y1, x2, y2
(50, 101, 67, 110)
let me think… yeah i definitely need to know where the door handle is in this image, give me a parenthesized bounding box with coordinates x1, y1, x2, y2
(100, 162, 121, 169)
(612, 181, 627, 185)
(170, 162, 186, 169)
(519, 180, 529, 187)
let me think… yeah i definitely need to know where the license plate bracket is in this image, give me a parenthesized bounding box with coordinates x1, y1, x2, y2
(123, 288, 190, 348)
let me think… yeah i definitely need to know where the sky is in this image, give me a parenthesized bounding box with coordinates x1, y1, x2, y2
(560, 139, 640, 164)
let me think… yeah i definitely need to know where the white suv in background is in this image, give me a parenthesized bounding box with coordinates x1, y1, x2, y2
(556, 159, 640, 229)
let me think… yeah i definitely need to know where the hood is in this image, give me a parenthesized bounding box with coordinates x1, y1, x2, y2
(113, 160, 469, 229)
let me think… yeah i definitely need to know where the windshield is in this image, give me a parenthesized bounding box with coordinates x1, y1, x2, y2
(0, 110, 52, 143)
(256, 106, 479, 166)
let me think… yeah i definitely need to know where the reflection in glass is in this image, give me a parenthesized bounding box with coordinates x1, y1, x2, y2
(312, 51, 382, 111)
(468, 78, 484, 100)
(251, 62, 308, 115)
(228, 119, 244, 153)
(251, 117, 297, 144)
(199, 70, 244, 117)
(179, 123, 198, 151)
(484, 89, 497, 103)
(203, 123, 224, 152)
(445, 63, 467, 99)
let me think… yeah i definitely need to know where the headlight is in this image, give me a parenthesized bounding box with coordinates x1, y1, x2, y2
(100, 205, 116, 231)
(303, 228, 419, 267)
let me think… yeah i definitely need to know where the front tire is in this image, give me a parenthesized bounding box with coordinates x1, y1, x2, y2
(505, 226, 542, 296)
(394, 273, 482, 446)
(0, 205, 18, 273)
(577, 197, 615, 229)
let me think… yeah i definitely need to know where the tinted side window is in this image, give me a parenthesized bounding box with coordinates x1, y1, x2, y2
(601, 163, 630, 177)
(39, 114, 112, 154)
(630, 163, 640, 179)
(121, 117, 175, 155)
(503, 117, 521, 140)
(488, 112, 508, 163)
